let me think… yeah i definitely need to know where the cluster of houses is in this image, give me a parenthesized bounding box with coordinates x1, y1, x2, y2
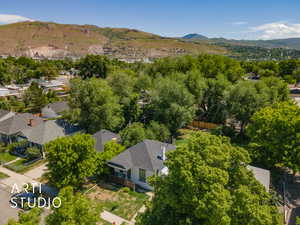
(0, 100, 271, 191)
(0, 74, 72, 98)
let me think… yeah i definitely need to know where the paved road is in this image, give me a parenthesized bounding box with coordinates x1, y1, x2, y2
(0, 185, 19, 225)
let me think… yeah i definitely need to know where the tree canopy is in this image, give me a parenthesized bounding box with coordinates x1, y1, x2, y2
(45, 134, 97, 189)
(247, 101, 300, 173)
(137, 132, 281, 225)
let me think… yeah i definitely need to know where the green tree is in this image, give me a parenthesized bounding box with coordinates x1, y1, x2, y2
(247, 101, 300, 173)
(148, 78, 195, 135)
(46, 186, 101, 225)
(23, 82, 48, 113)
(45, 134, 97, 189)
(6, 208, 42, 225)
(36, 64, 59, 80)
(120, 122, 147, 147)
(77, 55, 110, 79)
(69, 78, 124, 133)
(146, 120, 170, 142)
(96, 140, 125, 176)
(137, 132, 281, 225)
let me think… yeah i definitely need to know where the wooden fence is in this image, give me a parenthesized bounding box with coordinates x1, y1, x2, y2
(189, 121, 219, 130)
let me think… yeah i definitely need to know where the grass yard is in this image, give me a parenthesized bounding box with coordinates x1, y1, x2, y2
(4, 158, 45, 173)
(0, 171, 9, 179)
(86, 182, 150, 220)
(0, 152, 17, 165)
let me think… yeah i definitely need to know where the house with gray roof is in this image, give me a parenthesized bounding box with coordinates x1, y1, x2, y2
(108, 139, 176, 190)
(92, 129, 121, 152)
(0, 110, 15, 122)
(19, 119, 81, 149)
(247, 165, 270, 192)
(0, 113, 43, 144)
(41, 101, 69, 118)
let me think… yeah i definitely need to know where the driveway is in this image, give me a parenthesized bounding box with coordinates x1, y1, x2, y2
(0, 166, 34, 189)
(0, 184, 19, 225)
(24, 163, 47, 180)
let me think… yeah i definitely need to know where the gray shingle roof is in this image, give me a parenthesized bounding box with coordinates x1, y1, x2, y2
(0, 110, 11, 118)
(20, 120, 66, 145)
(0, 113, 43, 135)
(108, 139, 176, 172)
(92, 129, 120, 152)
(247, 165, 270, 192)
(42, 101, 69, 118)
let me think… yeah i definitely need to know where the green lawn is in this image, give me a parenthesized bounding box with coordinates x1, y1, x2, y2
(0, 152, 17, 165)
(4, 159, 45, 174)
(86, 185, 149, 220)
(0, 171, 9, 179)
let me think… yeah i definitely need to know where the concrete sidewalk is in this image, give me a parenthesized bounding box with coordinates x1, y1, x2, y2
(0, 166, 34, 189)
(24, 163, 47, 180)
(101, 210, 132, 225)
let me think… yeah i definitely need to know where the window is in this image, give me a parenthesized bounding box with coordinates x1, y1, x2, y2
(139, 168, 146, 183)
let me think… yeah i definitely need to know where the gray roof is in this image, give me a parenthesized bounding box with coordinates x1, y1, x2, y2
(0, 113, 43, 135)
(0, 110, 11, 118)
(42, 101, 69, 118)
(247, 165, 270, 192)
(108, 139, 176, 172)
(92, 129, 120, 152)
(20, 120, 66, 145)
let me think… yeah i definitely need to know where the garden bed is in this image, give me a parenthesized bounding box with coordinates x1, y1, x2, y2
(85, 182, 150, 220)
(0, 152, 17, 165)
(4, 158, 45, 173)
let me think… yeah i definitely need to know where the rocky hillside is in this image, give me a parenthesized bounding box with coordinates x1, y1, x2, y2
(0, 21, 227, 59)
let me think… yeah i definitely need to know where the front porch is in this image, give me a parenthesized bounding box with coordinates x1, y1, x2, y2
(107, 162, 135, 190)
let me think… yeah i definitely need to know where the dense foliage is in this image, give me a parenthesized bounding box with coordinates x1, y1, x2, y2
(45, 134, 97, 189)
(247, 101, 300, 173)
(137, 132, 282, 225)
(46, 186, 101, 225)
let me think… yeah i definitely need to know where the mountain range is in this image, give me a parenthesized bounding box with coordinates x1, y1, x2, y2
(0, 21, 300, 60)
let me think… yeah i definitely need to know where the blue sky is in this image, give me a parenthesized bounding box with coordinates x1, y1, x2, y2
(1, 0, 300, 40)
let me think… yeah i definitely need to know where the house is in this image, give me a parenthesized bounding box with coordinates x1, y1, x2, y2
(41, 101, 69, 118)
(0, 113, 44, 144)
(0, 87, 10, 97)
(92, 129, 121, 152)
(247, 165, 270, 192)
(0, 110, 15, 122)
(18, 119, 81, 156)
(107, 139, 176, 190)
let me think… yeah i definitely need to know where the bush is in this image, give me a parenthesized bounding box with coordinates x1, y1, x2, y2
(26, 147, 42, 160)
(121, 187, 130, 193)
(211, 125, 236, 138)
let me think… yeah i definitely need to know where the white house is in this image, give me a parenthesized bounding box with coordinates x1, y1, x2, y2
(107, 139, 176, 190)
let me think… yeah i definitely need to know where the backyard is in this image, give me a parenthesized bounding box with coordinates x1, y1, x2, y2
(85, 181, 150, 221)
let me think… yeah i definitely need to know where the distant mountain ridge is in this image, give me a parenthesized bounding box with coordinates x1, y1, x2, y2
(0, 21, 227, 59)
(182, 33, 300, 50)
(182, 33, 208, 40)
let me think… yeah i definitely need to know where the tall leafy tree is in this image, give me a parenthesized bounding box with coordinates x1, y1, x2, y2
(6, 208, 42, 225)
(45, 134, 97, 189)
(137, 132, 281, 225)
(23, 82, 48, 113)
(46, 186, 101, 225)
(247, 101, 300, 173)
(77, 55, 110, 79)
(68, 78, 124, 133)
(148, 78, 195, 135)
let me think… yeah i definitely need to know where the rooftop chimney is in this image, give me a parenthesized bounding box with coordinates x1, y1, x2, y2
(28, 119, 37, 127)
(162, 145, 166, 161)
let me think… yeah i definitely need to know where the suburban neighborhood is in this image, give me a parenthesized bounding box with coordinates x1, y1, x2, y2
(1, 1, 300, 225)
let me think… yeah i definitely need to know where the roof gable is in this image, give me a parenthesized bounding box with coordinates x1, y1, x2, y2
(109, 139, 176, 171)
(92, 129, 120, 152)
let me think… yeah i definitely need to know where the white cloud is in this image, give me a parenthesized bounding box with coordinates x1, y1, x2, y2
(0, 14, 34, 24)
(232, 21, 248, 25)
(251, 22, 300, 39)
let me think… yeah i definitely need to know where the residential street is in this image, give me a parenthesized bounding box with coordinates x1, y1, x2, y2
(0, 184, 19, 225)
